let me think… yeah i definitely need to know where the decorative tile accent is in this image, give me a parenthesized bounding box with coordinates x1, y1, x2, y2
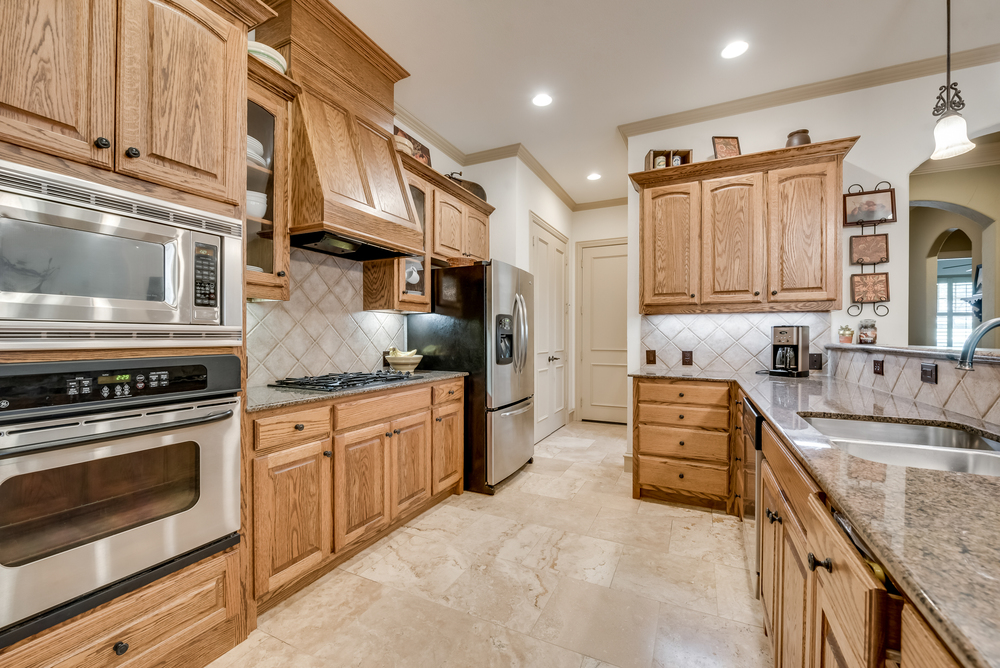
(246, 249, 406, 387)
(641, 313, 831, 374)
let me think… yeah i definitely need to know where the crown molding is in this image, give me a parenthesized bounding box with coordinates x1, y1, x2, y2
(464, 144, 521, 164)
(394, 104, 468, 167)
(573, 197, 628, 212)
(911, 141, 1000, 175)
(617, 43, 1000, 141)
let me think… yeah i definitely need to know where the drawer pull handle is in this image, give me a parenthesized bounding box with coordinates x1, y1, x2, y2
(678, 473, 684, 479)
(678, 415, 684, 419)
(114, 642, 129, 656)
(436, 417, 443, 422)
(807, 553, 832, 572)
(448, 390, 456, 394)
(735, 457, 741, 462)
(323, 451, 332, 457)
(678, 392, 684, 397)
(679, 441, 684, 446)
(294, 423, 305, 431)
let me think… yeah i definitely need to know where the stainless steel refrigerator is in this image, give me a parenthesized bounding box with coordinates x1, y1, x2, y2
(407, 260, 534, 494)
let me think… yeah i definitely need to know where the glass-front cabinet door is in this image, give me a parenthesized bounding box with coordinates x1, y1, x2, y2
(397, 173, 433, 311)
(245, 60, 299, 301)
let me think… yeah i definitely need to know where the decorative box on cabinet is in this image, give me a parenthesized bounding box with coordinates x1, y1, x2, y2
(246, 57, 301, 300)
(629, 137, 857, 314)
(0, 0, 272, 206)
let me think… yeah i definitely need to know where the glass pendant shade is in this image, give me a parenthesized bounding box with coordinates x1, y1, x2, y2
(930, 112, 976, 160)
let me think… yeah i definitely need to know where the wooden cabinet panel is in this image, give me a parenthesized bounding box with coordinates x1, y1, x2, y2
(635, 455, 728, 496)
(254, 440, 332, 596)
(334, 387, 431, 431)
(806, 494, 886, 667)
(431, 401, 463, 494)
(900, 603, 961, 668)
(640, 182, 700, 308)
(0, 0, 116, 169)
(636, 424, 728, 463)
(297, 94, 367, 207)
(779, 499, 810, 668)
(334, 424, 391, 552)
(466, 209, 489, 260)
(117, 0, 243, 203)
(636, 380, 730, 407)
(761, 422, 820, 528)
(255, 406, 331, 451)
(636, 403, 729, 430)
(390, 411, 432, 519)
(358, 121, 419, 231)
(433, 188, 465, 258)
(760, 460, 782, 639)
(432, 380, 464, 405)
(701, 173, 765, 304)
(767, 161, 839, 303)
(0, 550, 238, 668)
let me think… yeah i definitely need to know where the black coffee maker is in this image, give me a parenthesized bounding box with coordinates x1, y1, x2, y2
(770, 325, 810, 377)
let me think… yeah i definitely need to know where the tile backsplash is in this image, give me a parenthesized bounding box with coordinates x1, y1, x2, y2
(640, 313, 832, 373)
(246, 249, 406, 387)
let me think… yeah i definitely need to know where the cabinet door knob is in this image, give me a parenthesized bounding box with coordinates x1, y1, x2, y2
(113, 642, 129, 656)
(436, 417, 443, 422)
(294, 423, 305, 431)
(678, 473, 684, 479)
(385, 432, 392, 438)
(771, 290, 778, 296)
(323, 450, 332, 457)
(94, 137, 111, 149)
(679, 441, 684, 446)
(807, 553, 832, 572)
(125, 147, 141, 158)
(754, 291, 760, 296)
(678, 415, 684, 419)
(277, 270, 286, 277)
(678, 392, 684, 397)
(448, 390, 455, 394)
(393, 429, 401, 434)
(690, 293, 695, 298)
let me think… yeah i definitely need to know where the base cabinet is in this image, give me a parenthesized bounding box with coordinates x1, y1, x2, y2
(432, 402, 464, 494)
(253, 439, 333, 598)
(334, 424, 392, 553)
(390, 411, 433, 519)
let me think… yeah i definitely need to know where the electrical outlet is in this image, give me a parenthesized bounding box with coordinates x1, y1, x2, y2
(645, 350, 656, 364)
(809, 353, 823, 371)
(681, 351, 693, 366)
(920, 362, 938, 384)
(873, 360, 884, 376)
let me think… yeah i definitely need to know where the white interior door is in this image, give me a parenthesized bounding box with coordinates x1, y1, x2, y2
(531, 219, 568, 443)
(579, 242, 628, 423)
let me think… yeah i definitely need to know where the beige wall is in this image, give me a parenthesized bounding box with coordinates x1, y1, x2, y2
(910, 165, 1000, 223)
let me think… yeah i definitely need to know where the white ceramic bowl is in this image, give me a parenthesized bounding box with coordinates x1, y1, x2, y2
(248, 42, 287, 73)
(386, 355, 422, 373)
(246, 191, 268, 219)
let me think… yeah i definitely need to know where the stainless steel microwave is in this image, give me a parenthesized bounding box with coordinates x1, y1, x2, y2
(0, 160, 242, 348)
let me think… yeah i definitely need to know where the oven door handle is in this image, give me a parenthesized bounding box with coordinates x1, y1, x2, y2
(0, 409, 234, 460)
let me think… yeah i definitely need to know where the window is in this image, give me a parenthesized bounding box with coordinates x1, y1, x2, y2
(936, 277, 974, 347)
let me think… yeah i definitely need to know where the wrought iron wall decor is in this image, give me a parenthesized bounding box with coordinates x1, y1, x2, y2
(846, 182, 892, 317)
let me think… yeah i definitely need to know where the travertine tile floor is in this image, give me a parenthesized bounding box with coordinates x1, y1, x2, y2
(209, 420, 770, 668)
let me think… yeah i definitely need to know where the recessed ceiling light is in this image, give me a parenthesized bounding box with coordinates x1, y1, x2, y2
(587, 173, 601, 180)
(532, 93, 552, 107)
(721, 41, 749, 59)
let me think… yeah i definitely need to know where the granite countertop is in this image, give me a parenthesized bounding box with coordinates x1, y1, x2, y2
(245, 371, 468, 412)
(632, 368, 1000, 668)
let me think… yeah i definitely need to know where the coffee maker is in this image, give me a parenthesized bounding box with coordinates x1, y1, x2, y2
(770, 325, 810, 377)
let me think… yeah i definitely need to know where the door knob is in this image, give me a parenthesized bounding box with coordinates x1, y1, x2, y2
(547, 356, 561, 362)
(323, 451, 332, 457)
(125, 147, 141, 158)
(94, 137, 111, 149)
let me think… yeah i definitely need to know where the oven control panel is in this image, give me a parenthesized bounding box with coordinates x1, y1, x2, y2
(194, 242, 218, 308)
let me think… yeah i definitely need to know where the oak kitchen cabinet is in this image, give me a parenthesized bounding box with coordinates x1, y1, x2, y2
(0, 0, 257, 205)
(249, 377, 465, 607)
(629, 137, 857, 314)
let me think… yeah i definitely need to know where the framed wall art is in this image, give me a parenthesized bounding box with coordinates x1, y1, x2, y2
(850, 272, 890, 303)
(844, 188, 896, 225)
(712, 136, 741, 159)
(849, 234, 889, 265)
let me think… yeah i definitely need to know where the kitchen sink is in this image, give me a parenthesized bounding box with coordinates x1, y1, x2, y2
(800, 416, 1000, 477)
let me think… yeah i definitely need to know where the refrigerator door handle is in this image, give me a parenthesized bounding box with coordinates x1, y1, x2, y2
(500, 403, 533, 418)
(511, 295, 522, 373)
(517, 293, 528, 372)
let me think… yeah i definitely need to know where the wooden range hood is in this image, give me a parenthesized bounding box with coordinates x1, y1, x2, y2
(257, 0, 423, 259)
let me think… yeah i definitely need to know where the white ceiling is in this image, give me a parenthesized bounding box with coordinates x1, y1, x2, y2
(331, 0, 1000, 204)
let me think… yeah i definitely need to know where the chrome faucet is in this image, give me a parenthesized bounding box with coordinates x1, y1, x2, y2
(957, 317, 1000, 369)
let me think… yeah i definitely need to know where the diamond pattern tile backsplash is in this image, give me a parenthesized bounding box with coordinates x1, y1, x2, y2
(640, 313, 831, 373)
(246, 249, 406, 387)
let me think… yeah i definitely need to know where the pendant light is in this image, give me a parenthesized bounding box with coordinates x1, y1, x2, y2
(930, 0, 975, 160)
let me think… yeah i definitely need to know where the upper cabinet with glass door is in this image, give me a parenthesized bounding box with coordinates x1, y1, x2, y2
(245, 57, 301, 301)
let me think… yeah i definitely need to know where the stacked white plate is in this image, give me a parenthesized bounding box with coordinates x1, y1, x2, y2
(247, 135, 268, 168)
(247, 191, 268, 219)
(248, 41, 287, 74)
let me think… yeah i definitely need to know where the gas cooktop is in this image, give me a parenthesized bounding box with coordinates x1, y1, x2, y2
(268, 370, 415, 392)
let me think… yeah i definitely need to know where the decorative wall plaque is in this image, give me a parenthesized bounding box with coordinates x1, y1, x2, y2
(850, 234, 889, 265)
(851, 273, 890, 303)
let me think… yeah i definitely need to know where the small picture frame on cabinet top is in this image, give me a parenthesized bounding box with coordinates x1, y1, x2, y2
(849, 234, 889, 265)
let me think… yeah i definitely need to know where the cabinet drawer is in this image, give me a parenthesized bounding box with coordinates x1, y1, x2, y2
(636, 455, 728, 496)
(0, 550, 237, 668)
(255, 406, 332, 451)
(761, 422, 819, 526)
(335, 387, 432, 431)
(637, 424, 728, 463)
(637, 403, 729, 429)
(637, 380, 730, 407)
(433, 380, 464, 404)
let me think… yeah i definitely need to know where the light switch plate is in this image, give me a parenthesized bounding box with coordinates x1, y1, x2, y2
(645, 350, 656, 364)
(873, 360, 884, 376)
(920, 362, 938, 384)
(681, 351, 693, 366)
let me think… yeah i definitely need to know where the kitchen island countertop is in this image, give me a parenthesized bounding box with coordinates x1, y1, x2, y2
(632, 368, 1000, 668)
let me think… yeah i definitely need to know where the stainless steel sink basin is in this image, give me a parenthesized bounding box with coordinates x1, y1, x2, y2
(800, 416, 1000, 477)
